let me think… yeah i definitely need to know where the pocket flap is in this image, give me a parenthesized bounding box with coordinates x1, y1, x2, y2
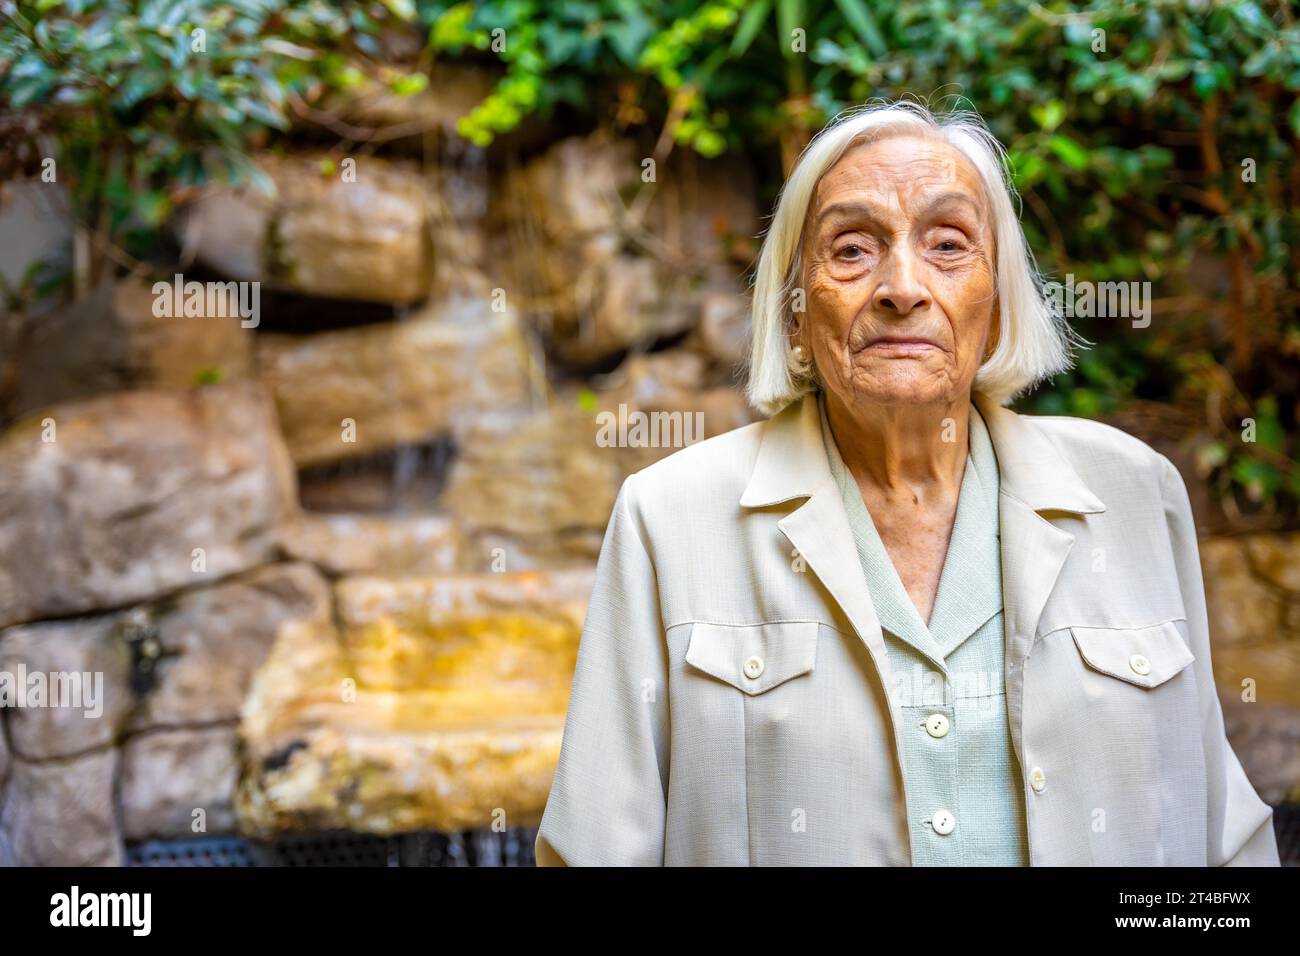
(1070, 621, 1195, 689)
(685, 621, 819, 695)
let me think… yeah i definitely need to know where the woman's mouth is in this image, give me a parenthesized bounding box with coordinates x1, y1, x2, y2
(862, 337, 941, 355)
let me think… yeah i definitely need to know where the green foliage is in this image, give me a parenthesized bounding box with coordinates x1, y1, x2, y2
(0, 0, 420, 261)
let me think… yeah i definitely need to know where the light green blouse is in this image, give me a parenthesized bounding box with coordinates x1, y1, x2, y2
(819, 395, 1030, 866)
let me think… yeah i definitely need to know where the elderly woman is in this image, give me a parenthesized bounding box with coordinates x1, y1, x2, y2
(535, 101, 1279, 866)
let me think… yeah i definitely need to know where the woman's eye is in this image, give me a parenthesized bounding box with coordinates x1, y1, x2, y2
(837, 244, 865, 260)
(931, 228, 970, 253)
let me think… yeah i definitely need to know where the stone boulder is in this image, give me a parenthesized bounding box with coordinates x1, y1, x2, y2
(0, 749, 121, 866)
(1199, 530, 1300, 805)
(693, 283, 753, 369)
(175, 153, 434, 304)
(120, 726, 241, 841)
(256, 296, 533, 467)
(641, 150, 761, 272)
(280, 512, 463, 577)
(333, 572, 591, 699)
(0, 615, 133, 759)
(458, 529, 605, 574)
(596, 350, 758, 473)
(0, 709, 9, 791)
(1222, 700, 1300, 806)
(324, 62, 496, 136)
(487, 133, 758, 364)
(237, 568, 594, 836)
(440, 404, 622, 539)
(127, 562, 333, 733)
(0, 562, 330, 761)
(0, 562, 330, 858)
(0, 381, 297, 628)
(12, 277, 254, 419)
(1200, 537, 1282, 648)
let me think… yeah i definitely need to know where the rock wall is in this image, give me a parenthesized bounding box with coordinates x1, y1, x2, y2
(1200, 534, 1300, 806)
(0, 382, 295, 628)
(0, 128, 763, 863)
(236, 569, 594, 837)
(0, 562, 331, 864)
(175, 154, 436, 305)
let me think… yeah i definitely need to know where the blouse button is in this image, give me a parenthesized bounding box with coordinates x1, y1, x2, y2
(1128, 653, 1151, 677)
(924, 714, 950, 738)
(1029, 767, 1047, 792)
(743, 656, 765, 679)
(931, 809, 956, 835)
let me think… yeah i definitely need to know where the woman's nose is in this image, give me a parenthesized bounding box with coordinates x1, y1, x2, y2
(872, 248, 930, 317)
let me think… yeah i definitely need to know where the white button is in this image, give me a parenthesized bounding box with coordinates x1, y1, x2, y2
(931, 809, 956, 835)
(924, 714, 950, 738)
(1029, 766, 1047, 792)
(743, 656, 765, 679)
(1128, 653, 1151, 676)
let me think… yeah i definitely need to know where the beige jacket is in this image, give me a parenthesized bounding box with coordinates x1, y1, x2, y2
(535, 392, 1280, 866)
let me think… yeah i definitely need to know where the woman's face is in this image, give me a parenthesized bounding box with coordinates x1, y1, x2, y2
(798, 133, 998, 409)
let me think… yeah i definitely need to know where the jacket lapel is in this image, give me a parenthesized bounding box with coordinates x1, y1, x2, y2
(739, 391, 1108, 676)
(741, 395, 915, 863)
(739, 395, 898, 699)
(971, 392, 1106, 762)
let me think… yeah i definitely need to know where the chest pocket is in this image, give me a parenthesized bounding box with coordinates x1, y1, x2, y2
(1070, 620, 1195, 689)
(684, 621, 819, 695)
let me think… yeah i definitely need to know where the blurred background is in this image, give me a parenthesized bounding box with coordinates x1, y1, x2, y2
(0, 0, 1297, 866)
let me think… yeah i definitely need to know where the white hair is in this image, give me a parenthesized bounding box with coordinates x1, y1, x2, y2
(745, 99, 1074, 416)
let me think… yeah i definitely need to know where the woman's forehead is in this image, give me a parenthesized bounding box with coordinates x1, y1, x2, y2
(814, 134, 987, 216)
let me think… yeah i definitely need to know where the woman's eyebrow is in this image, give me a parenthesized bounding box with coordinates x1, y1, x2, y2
(814, 200, 883, 229)
(920, 192, 985, 220)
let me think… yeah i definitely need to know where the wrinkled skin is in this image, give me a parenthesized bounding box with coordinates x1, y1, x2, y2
(796, 133, 998, 409)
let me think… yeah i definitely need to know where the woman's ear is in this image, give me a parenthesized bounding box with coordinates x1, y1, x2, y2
(789, 320, 809, 365)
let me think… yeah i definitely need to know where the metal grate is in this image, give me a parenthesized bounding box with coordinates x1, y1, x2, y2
(126, 827, 539, 867)
(127, 810, 1300, 866)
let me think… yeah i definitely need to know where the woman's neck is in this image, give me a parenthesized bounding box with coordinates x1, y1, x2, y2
(823, 389, 971, 499)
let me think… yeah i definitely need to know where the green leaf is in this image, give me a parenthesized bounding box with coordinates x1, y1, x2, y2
(730, 0, 772, 57)
(1030, 100, 1065, 132)
(390, 72, 429, 96)
(134, 190, 171, 227)
(1047, 134, 1089, 171)
(114, 68, 169, 110)
(775, 0, 805, 60)
(1192, 65, 1220, 98)
(832, 0, 887, 58)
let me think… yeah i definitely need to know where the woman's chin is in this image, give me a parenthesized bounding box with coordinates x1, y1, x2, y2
(846, 369, 959, 407)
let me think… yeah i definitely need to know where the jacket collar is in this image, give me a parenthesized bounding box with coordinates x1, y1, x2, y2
(740, 390, 1106, 516)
